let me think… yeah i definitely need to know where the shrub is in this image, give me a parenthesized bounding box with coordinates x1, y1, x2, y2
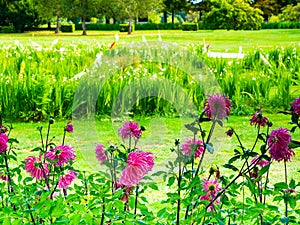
(61, 24, 75, 32)
(75, 23, 119, 31)
(261, 21, 300, 29)
(135, 23, 182, 30)
(182, 23, 198, 31)
(1, 25, 15, 33)
(119, 23, 135, 32)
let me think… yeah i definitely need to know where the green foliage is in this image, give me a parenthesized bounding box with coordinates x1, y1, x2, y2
(280, 3, 300, 22)
(61, 24, 75, 32)
(1, 25, 15, 33)
(182, 22, 198, 31)
(135, 22, 182, 30)
(202, 0, 264, 30)
(119, 23, 135, 32)
(75, 23, 119, 30)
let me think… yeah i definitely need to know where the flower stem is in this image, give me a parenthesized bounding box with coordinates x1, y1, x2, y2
(134, 185, 139, 215)
(284, 160, 288, 223)
(100, 197, 105, 225)
(176, 154, 181, 225)
(62, 130, 66, 145)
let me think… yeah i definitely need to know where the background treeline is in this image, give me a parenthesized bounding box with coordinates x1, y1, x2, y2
(0, 0, 299, 34)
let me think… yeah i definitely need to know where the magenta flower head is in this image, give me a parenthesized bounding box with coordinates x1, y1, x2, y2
(95, 144, 108, 164)
(204, 94, 231, 120)
(45, 145, 76, 166)
(0, 126, 8, 133)
(58, 170, 77, 189)
(200, 178, 221, 212)
(25, 155, 49, 180)
(65, 122, 73, 133)
(118, 121, 142, 140)
(0, 133, 8, 153)
(292, 98, 300, 116)
(267, 128, 295, 162)
(181, 139, 204, 159)
(251, 156, 270, 167)
(225, 128, 234, 137)
(250, 107, 268, 127)
(119, 151, 154, 187)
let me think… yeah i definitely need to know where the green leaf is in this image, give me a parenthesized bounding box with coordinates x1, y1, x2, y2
(289, 140, 300, 149)
(289, 198, 296, 209)
(223, 163, 238, 171)
(245, 175, 256, 195)
(157, 208, 166, 218)
(228, 155, 240, 164)
(280, 217, 289, 224)
(289, 179, 296, 188)
(274, 182, 288, 190)
(167, 176, 175, 186)
(258, 164, 270, 177)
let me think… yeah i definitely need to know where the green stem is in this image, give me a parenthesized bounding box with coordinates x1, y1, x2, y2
(134, 185, 139, 215)
(284, 160, 288, 224)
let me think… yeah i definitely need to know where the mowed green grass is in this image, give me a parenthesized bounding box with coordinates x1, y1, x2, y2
(0, 29, 299, 52)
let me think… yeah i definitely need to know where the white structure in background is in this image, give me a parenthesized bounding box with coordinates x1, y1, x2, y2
(207, 46, 245, 59)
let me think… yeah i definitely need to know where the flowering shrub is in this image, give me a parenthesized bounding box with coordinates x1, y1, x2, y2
(0, 96, 299, 224)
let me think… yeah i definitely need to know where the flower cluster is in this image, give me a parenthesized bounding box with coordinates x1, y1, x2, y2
(119, 151, 154, 187)
(95, 144, 108, 164)
(25, 155, 49, 181)
(0, 133, 8, 153)
(181, 139, 204, 159)
(250, 107, 268, 127)
(251, 156, 270, 168)
(200, 178, 221, 212)
(204, 94, 231, 120)
(118, 121, 142, 141)
(58, 170, 77, 189)
(45, 145, 76, 166)
(267, 128, 295, 162)
(292, 97, 300, 116)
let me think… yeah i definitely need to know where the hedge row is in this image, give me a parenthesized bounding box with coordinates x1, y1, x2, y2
(261, 21, 300, 29)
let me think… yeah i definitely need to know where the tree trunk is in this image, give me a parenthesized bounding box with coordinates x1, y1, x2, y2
(82, 16, 87, 35)
(55, 14, 60, 33)
(172, 10, 175, 23)
(47, 21, 51, 29)
(128, 19, 132, 35)
(163, 11, 168, 23)
(106, 17, 110, 24)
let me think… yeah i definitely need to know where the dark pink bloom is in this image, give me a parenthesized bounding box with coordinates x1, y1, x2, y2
(25, 155, 49, 180)
(181, 139, 204, 159)
(0, 133, 8, 153)
(267, 128, 295, 162)
(65, 122, 73, 133)
(200, 178, 221, 212)
(58, 170, 77, 189)
(119, 151, 154, 187)
(250, 107, 268, 127)
(45, 145, 76, 166)
(292, 98, 300, 116)
(118, 121, 142, 140)
(0, 126, 8, 133)
(95, 144, 108, 164)
(0, 172, 8, 181)
(251, 156, 270, 167)
(225, 128, 234, 137)
(204, 94, 231, 120)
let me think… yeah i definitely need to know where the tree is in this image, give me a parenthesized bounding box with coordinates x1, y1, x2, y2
(99, 0, 123, 24)
(33, 0, 70, 33)
(188, 0, 212, 21)
(280, 3, 300, 21)
(203, 0, 264, 30)
(0, 0, 43, 32)
(65, 0, 102, 35)
(163, 0, 189, 23)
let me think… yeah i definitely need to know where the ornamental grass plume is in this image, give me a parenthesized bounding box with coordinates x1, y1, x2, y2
(58, 170, 77, 189)
(267, 128, 295, 162)
(181, 139, 204, 159)
(0, 133, 8, 153)
(250, 107, 268, 127)
(25, 155, 49, 180)
(204, 94, 231, 120)
(292, 97, 300, 116)
(118, 121, 142, 141)
(45, 145, 76, 166)
(119, 151, 154, 187)
(95, 144, 108, 164)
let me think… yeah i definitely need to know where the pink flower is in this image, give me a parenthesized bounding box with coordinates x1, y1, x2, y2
(0, 126, 8, 133)
(95, 144, 108, 164)
(225, 128, 234, 137)
(292, 98, 300, 116)
(65, 122, 73, 133)
(267, 128, 295, 162)
(45, 145, 76, 166)
(250, 107, 268, 127)
(251, 156, 270, 167)
(200, 178, 221, 211)
(0, 133, 8, 153)
(0, 172, 8, 181)
(119, 151, 154, 187)
(118, 121, 142, 140)
(58, 170, 77, 189)
(181, 139, 204, 159)
(204, 94, 231, 120)
(25, 155, 49, 180)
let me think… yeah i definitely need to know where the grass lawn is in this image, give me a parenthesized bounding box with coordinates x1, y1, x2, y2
(0, 29, 299, 52)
